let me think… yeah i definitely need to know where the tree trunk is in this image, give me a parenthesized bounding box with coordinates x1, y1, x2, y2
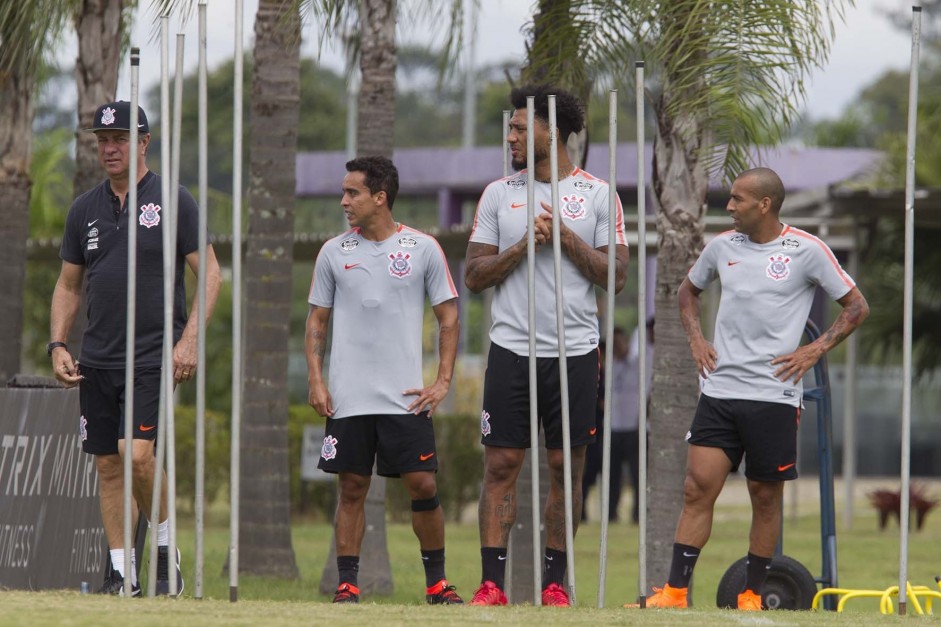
(319, 0, 398, 595)
(522, 0, 591, 168)
(356, 0, 396, 157)
(70, 0, 124, 356)
(0, 72, 33, 384)
(238, 0, 300, 578)
(508, 2, 591, 598)
(73, 0, 123, 198)
(645, 94, 709, 596)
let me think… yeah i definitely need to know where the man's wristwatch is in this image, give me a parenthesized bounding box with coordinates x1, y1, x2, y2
(47, 341, 68, 357)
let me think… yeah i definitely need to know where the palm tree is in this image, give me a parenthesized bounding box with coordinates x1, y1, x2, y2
(306, 0, 469, 595)
(72, 0, 128, 197)
(155, 0, 305, 579)
(523, 0, 851, 592)
(0, 2, 70, 383)
(238, 0, 302, 578)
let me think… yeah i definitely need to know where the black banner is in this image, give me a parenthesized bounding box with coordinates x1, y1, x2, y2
(0, 387, 105, 590)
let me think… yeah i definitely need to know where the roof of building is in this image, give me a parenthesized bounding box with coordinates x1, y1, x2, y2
(296, 143, 884, 200)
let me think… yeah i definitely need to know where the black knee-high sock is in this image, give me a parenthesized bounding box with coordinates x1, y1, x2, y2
(744, 553, 772, 593)
(337, 555, 359, 587)
(421, 548, 446, 587)
(667, 543, 700, 588)
(542, 548, 567, 588)
(481, 547, 507, 589)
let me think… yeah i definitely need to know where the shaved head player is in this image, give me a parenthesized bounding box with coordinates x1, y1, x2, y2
(640, 167, 869, 611)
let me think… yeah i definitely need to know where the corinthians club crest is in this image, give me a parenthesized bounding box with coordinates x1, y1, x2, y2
(139, 203, 161, 228)
(480, 410, 492, 437)
(388, 251, 412, 278)
(766, 254, 791, 281)
(321, 435, 338, 461)
(561, 195, 586, 220)
(100, 106, 117, 126)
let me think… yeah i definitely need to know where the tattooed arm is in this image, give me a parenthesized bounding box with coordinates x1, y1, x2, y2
(539, 201, 629, 293)
(771, 287, 870, 383)
(306, 304, 334, 417)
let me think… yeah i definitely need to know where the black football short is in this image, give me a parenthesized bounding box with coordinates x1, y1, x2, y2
(317, 412, 438, 477)
(479, 343, 599, 450)
(79, 366, 162, 455)
(687, 394, 800, 482)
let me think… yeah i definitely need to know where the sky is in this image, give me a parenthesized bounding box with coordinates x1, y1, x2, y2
(88, 0, 918, 123)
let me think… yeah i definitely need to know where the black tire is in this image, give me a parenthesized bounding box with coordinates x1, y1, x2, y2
(716, 555, 818, 610)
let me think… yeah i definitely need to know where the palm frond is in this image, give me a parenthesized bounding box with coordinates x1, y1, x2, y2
(0, 1, 71, 77)
(302, 0, 471, 82)
(518, 0, 853, 181)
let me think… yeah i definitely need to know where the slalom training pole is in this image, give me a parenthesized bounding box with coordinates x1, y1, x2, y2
(635, 60, 649, 607)
(502, 110, 510, 178)
(548, 95, 577, 604)
(897, 5, 921, 616)
(148, 12, 173, 597)
(123, 46, 141, 599)
(525, 97, 541, 606)
(164, 31, 186, 598)
(230, 0, 245, 603)
(195, 0, 208, 599)
(597, 88, 617, 607)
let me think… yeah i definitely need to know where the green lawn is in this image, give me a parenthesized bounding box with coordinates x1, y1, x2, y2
(2, 482, 940, 625)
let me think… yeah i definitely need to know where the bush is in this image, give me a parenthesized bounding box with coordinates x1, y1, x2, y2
(173, 405, 232, 513)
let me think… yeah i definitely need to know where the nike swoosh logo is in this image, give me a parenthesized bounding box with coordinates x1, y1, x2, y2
(419, 452, 435, 461)
(497, 555, 507, 561)
(510, 202, 526, 209)
(778, 462, 795, 472)
(88, 219, 99, 227)
(682, 551, 698, 557)
(727, 260, 742, 266)
(139, 424, 156, 432)
(344, 263, 360, 270)
(589, 427, 597, 436)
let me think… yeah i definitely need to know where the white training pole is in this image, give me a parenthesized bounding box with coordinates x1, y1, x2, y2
(525, 98, 541, 606)
(195, 0, 208, 600)
(123, 46, 141, 599)
(165, 31, 186, 598)
(229, 0, 245, 603)
(897, 4, 920, 616)
(148, 13, 173, 597)
(502, 110, 510, 178)
(548, 95, 577, 604)
(597, 88, 617, 608)
(635, 60, 649, 605)
(842, 230, 859, 531)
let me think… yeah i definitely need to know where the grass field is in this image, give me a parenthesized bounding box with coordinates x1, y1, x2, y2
(3, 478, 940, 625)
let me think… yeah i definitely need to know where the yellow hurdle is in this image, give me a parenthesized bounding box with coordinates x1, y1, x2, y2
(813, 580, 941, 615)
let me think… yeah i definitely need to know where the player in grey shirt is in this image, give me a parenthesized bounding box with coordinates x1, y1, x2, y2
(641, 167, 869, 611)
(464, 84, 629, 607)
(306, 156, 462, 605)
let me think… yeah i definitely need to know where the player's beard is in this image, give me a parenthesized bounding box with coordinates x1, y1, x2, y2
(511, 142, 548, 172)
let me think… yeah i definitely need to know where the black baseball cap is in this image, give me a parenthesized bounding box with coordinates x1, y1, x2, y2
(85, 100, 150, 134)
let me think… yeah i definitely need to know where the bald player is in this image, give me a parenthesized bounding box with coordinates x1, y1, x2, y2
(464, 84, 629, 607)
(641, 167, 869, 611)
